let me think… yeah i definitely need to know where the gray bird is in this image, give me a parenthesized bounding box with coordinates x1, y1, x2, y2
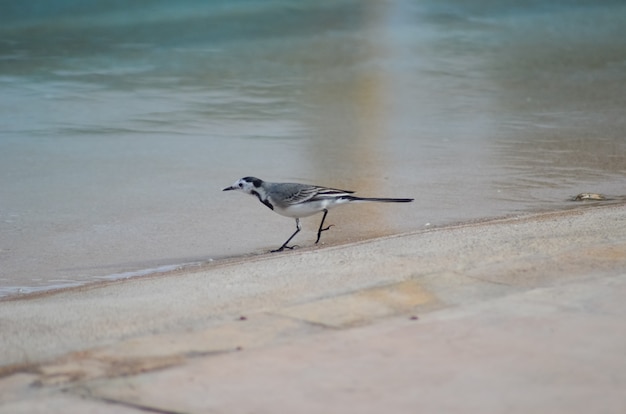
(223, 176, 414, 252)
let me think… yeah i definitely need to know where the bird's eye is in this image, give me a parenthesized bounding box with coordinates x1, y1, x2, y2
(238, 183, 243, 187)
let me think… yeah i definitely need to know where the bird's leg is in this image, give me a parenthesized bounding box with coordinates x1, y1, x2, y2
(315, 209, 334, 244)
(272, 218, 301, 252)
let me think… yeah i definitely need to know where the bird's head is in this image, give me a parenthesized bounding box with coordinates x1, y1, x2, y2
(223, 176, 265, 196)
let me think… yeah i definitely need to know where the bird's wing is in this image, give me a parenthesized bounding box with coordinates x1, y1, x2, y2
(282, 184, 354, 205)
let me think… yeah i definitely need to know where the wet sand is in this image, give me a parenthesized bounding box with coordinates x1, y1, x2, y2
(1, 203, 625, 413)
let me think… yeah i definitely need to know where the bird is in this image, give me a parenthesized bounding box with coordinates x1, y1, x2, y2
(223, 176, 414, 252)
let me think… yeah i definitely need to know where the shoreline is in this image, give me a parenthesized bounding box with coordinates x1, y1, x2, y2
(2, 200, 621, 303)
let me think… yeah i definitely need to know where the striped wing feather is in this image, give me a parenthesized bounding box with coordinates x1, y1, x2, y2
(282, 184, 354, 205)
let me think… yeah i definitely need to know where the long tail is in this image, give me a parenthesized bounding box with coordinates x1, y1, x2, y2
(343, 196, 414, 203)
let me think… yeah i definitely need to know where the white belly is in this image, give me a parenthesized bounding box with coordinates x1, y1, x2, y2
(271, 198, 348, 218)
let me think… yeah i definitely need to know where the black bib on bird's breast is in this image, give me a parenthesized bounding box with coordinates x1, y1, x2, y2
(251, 190, 274, 210)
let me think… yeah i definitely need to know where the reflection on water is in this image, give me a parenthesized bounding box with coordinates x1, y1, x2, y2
(1, 0, 625, 295)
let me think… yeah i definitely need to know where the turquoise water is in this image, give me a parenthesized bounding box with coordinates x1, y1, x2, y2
(1, 0, 625, 296)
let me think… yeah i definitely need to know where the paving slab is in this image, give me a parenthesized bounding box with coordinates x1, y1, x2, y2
(79, 274, 626, 414)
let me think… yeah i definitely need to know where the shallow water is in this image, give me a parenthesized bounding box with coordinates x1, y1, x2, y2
(1, 0, 625, 296)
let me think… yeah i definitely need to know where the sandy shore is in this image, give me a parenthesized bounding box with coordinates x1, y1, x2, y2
(1, 203, 625, 413)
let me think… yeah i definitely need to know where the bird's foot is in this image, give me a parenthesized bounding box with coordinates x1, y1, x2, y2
(315, 224, 334, 244)
(271, 244, 299, 253)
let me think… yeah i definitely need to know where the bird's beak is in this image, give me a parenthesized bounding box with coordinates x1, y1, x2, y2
(223, 186, 235, 191)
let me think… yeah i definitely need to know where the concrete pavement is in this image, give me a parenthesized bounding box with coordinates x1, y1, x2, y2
(1, 203, 625, 413)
